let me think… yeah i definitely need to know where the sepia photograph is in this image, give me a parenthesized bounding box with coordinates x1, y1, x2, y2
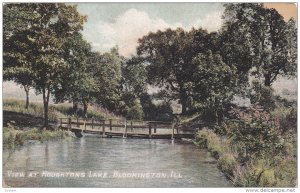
(2, 1, 298, 191)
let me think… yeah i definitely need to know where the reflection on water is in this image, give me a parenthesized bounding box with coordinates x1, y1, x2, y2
(3, 135, 231, 187)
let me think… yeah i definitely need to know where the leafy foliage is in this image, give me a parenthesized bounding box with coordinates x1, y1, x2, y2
(222, 3, 297, 86)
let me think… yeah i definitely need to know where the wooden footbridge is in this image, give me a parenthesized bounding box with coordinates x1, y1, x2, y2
(59, 117, 196, 139)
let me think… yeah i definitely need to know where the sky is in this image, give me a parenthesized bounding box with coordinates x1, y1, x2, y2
(76, 3, 225, 57)
(75, 3, 297, 57)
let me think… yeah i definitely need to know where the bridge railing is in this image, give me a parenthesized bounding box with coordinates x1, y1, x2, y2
(59, 117, 179, 136)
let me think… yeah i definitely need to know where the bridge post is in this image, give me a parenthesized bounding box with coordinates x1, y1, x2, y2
(148, 122, 152, 138)
(109, 119, 112, 131)
(92, 118, 94, 130)
(154, 123, 157, 133)
(102, 120, 105, 137)
(130, 121, 133, 132)
(60, 118, 62, 128)
(77, 117, 79, 128)
(68, 117, 71, 131)
(171, 122, 175, 140)
(123, 120, 127, 138)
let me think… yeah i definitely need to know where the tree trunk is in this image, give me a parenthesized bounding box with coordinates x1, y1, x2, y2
(180, 88, 188, 115)
(83, 101, 88, 118)
(264, 73, 271, 87)
(42, 86, 50, 128)
(24, 85, 30, 109)
(73, 101, 78, 115)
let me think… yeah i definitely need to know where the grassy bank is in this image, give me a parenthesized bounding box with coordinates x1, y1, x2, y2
(194, 105, 297, 187)
(3, 98, 122, 149)
(3, 123, 73, 149)
(3, 98, 121, 123)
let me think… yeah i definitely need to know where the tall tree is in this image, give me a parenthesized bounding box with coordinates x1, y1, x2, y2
(222, 3, 297, 87)
(3, 4, 36, 109)
(3, 3, 87, 127)
(137, 28, 211, 114)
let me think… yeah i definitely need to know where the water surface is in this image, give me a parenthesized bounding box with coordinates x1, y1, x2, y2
(3, 135, 231, 187)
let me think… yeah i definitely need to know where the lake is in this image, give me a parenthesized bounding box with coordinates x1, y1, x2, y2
(3, 135, 231, 187)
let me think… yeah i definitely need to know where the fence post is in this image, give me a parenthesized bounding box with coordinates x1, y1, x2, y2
(77, 117, 79, 128)
(109, 119, 112, 131)
(84, 118, 87, 130)
(130, 121, 133, 132)
(154, 123, 157, 133)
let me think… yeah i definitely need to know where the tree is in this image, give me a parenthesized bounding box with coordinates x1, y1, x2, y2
(120, 57, 147, 119)
(191, 51, 239, 122)
(4, 3, 87, 127)
(89, 48, 123, 113)
(222, 3, 297, 87)
(53, 33, 93, 116)
(137, 28, 211, 114)
(3, 4, 37, 109)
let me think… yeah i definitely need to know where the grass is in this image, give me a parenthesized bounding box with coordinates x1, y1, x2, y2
(195, 128, 297, 187)
(3, 98, 121, 123)
(194, 128, 238, 179)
